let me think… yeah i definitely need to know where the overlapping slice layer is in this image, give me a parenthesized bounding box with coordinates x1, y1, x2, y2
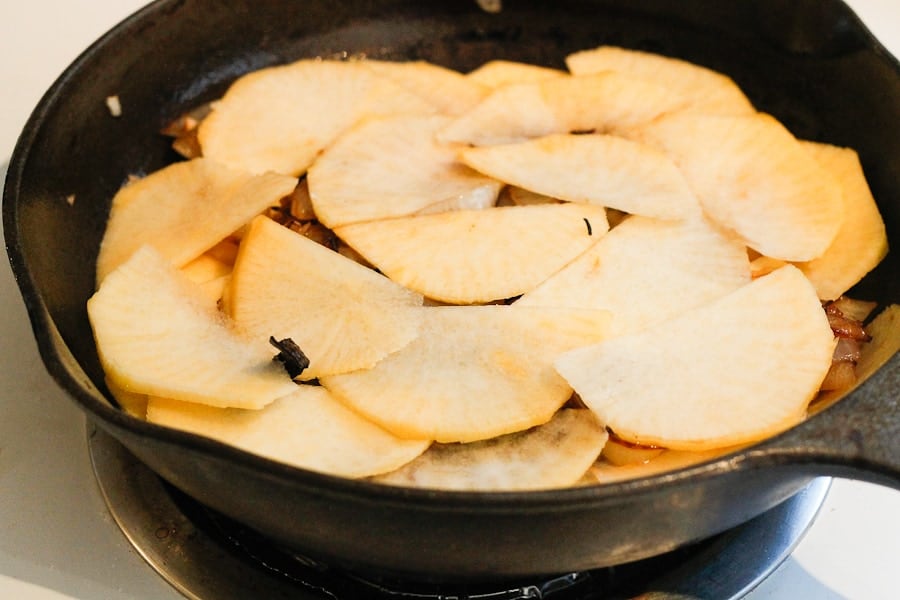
(796, 142, 888, 300)
(147, 385, 430, 478)
(227, 216, 425, 379)
(334, 203, 608, 304)
(96, 158, 297, 283)
(466, 60, 567, 88)
(374, 409, 607, 491)
(555, 265, 836, 450)
(634, 112, 844, 261)
(360, 60, 489, 115)
(197, 59, 436, 175)
(438, 72, 690, 146)
(516, 215, 750, 336)
(88, 246, 297, 410)
(308, 115, 502, 228)
(565, 45, 755, 115)
(460, 133, 700, 220)
(322, 305, 610, 443)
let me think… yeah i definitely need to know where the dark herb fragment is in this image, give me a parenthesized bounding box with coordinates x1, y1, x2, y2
(270, 336, 310, 379)
(583, 217, 593, 236)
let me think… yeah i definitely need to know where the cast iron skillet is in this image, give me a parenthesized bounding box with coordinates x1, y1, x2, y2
(4, 0, 900, 582)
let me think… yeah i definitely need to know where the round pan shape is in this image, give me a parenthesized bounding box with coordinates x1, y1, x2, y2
(4, 0, 899, 582)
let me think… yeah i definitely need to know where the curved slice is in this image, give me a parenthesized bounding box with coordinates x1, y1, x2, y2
(565, 45, 755, 115)
(308, 115, 501, 228)
(87, 246, 297, 410)
(227, 216, 425, 379)
(797, 142, 888, 300)
(460, 133, 700, 220)
(197, 59, 436, 175)
(96, 158, 297, 284)
(555, 265, 837, 451)
(516, 215, 750, 336)
(438, 72, 690, 146)
(466, 60, 567, 88)
(361, 60, 489, 115)
(334, 203, 608, 304)
(147, 386, 430, 479)
(322, 305, 611, 443)
(374, 409, 607, 491)
(635, 112, 844, 261)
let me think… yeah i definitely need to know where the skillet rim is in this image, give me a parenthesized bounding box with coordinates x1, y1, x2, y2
(3, 0, 899, 510)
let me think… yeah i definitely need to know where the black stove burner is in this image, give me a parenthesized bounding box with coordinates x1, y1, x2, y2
(87, 424, 830, 600)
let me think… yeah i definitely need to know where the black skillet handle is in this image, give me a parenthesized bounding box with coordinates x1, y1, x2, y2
(747, 351, 900, 490)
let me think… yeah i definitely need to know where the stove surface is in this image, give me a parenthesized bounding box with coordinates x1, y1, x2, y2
(1, 1, 898, 599)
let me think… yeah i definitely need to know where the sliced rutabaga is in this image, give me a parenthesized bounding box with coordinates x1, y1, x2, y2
(321, 305, 610, 443)
(374, 409, 607, 491)
(459, 133, 700, 220)
(95, 158, 297, 284)
(308, 114, 502, 228)
(196, 59, 436, 175)
(437, 72, 691, 146)
(516, 215, 750, 337)
(147, 385, 430, 479)
(632, 112, 844, 262)
(555, 265, 837, 450)
(88, 246, 298, 410)
(359, 60, 490, 116)
(333, 203, 609, 304)
(565, 45, 755, 116)
(226, 215, 425, 380)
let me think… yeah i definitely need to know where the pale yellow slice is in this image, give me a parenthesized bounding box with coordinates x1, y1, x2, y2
(555, 265, 836, 450)
(517, 215, 750, 337)
(322, 305, 610, 443)
(796, 142, 888, 300)
(634, 112, 844, 262)
(146, 386, 430, 479)
(96, 158, 296, 284)
(227, 216, 425, 379)
(565, 45, 755, 115)
(197, 59, 436, 175)
(334, 203, 608, 304)
(466, 60, 567, 88)
(438, 72, 690, 146)
(460, 133, 700, 220)
(373, 409, 607, 490)
(87, 246, 297, 409)
(361, 59, 489, 115)
(308, 115, 502, 228)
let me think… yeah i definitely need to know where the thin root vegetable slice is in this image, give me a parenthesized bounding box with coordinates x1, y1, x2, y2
(633, 112, 844, 262)
(96, 158, 297, 284)
(360, 59, 489, 116)
(197, 59, 436, 175)
(565, 45, 755, 116)
(460, 133, 700, 220)
(334, 203, 608, 304)
(147, 385, 431, 479)
(227, 216, 425, 380)
(466, 60, 567, 88)
(88, 245, 298, 410)
(795, 141, 888, 300)
(308, 114, 502, 228)
(321, 305, 610, 443)
(373, 409, 607, 491)
(555, 265, 837, 450)
(437, 72, 691, 146)
(516, 215, 750, 337)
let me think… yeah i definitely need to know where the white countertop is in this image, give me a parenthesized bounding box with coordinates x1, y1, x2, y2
(0, 1, 898, 599)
